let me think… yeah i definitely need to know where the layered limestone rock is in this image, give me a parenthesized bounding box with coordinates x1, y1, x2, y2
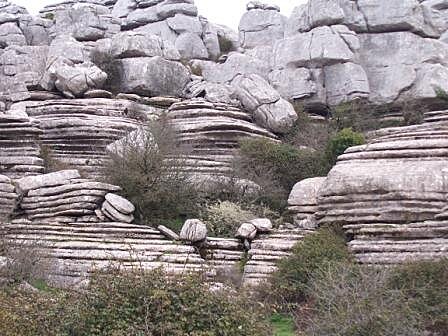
(1, 219, 206, 285)
(317, 109, 448, 264)
(16, 170, 121, 223)
(13, 98, 152, 179)
(100, 193, 135, 223)
(288, 177, 326, 229)
(0, 113, 44, 179)
(242, 228, 313, 285)
(0, 174, 16, 220)
(166, 98, 278, 176)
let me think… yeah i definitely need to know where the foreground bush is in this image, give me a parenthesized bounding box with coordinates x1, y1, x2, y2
(389, 259, 448, 335)
(306, 263, 423, 336)
(63, 268, 271, 336)
(104, 119, 201, 224)
(267, 229, 352, 308)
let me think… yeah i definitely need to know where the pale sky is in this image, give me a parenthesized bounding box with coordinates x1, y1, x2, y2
(11, 0, 303, 29)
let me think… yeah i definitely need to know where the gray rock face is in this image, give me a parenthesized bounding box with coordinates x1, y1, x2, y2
(105, 193, 135, 214)
(50, 3, 120, 41)
(0, 174, 17, 220)
(236, 222, 257, 240)
(117, 56, 190, 97)
(239, 7, 286, 49)
(288, 177, 326, 228)
(180, 219, 207, 242)
(231, 74, 297, 134)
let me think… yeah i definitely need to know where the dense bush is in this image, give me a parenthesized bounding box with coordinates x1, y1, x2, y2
(202, 201, 256, 237)
(104, 119, 201, 225)
(267, 229, 352, 308)
(306, 263, 423, 336)
(235, 138, 327, 210)
(62, 268, 271, 336)
(325, 128, 365, 166)
(389, 259, 448, 335)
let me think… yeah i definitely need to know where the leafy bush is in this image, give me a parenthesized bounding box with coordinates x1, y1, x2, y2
(0, 239, 50, 285)
(62, 268, 271, 336)
(235, 138, 327, 211)
(202, 201, 256, 237)
(389, 259, 448, 335)
(104, 119, 201, 225)
(325, 128, 365, 166)
(268, 229, 352, 308)
(306, 263, 423, 336)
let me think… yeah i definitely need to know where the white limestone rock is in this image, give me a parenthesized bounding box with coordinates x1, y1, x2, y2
(236, 222, 257, 240)
(269, 68, 317, 101)
(16, 170, 81, 194)
(117, 56, 190, 97)
(175, 32, 208, 59)
(248, 218, 273, 233)
(180, 219, 207, 242)
(238, 7, 286, 49)
(231, 74, 297, 134)
(105, 193, 135, 214)
(0, 22, 26, 47)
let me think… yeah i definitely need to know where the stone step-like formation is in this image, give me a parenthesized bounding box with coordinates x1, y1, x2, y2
(13, 98, 156, 179)
(317, 109, 448, 264)
(166, 98, 278, 175)
(242, 229, 313, 285)
(0, 174, 17, 221)
(0, 114, 44, 179)
(100, 193, 135, 223)
(1, 219, 205, 286)
(205, 237, 245, 272)
(17, 170, 121, 223)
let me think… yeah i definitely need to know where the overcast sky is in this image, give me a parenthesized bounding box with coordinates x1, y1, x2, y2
(11, 0, 303, 29)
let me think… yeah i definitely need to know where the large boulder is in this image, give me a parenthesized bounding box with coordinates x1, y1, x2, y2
(117, 56, 190, 97)
(231, 74, 297, 134)
(180, 219, 207, 243)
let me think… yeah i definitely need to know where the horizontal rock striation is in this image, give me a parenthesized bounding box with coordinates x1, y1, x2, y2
(13, 98, 153, 179)
(166, 98, 278, 176)
(17, 170, 121, 223)
(0, 174, 16, 220)
(242, 228, 313, 285)
(317, 109, 448, 264)
(0, 113, 44, 179)
(1, 219, 206, 286)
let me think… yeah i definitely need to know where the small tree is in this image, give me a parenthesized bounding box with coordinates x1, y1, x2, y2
(325, 128, 365, 166)
(104, 118, 201, 226)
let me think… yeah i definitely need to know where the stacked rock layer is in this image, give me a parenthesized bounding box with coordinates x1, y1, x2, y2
(317, 110, 448, 264)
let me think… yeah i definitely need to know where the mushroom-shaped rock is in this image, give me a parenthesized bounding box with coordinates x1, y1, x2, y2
(248, 218, 272, 233)
(236, 222, 257, 240)
(105, 193, 135, 215)
(101, 193, 135, 223)
(180, 219, 207, 243)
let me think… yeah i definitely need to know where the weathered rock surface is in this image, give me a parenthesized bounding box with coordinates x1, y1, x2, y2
(12, 98, 153, 179)
(0, 174, 16, 220)
(288, 177, 326, 229)
(316, 109, 448, 264)
(180, 219, 207, 243)
(231, 74, 297, 134)
(166, 98, 278, 176)
(0, 114, 44, 179)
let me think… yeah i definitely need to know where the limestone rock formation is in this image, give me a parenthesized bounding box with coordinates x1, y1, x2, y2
(0, 174, 16, 220)
(316, 109, 448, 264)
(288, 177, 326, 229)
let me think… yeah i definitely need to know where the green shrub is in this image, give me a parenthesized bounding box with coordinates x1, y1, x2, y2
(306, 263, 423, 336)
(325, 128, 365, 166)
(268, 229, 352, 308)
(43, 12, 54, 21)
(389, 259, 448, 335)
(234, 138, 327, 211)
(218, 35, 235, 54)
(62, 268, 271, 336)
(104, 119, 201, 224)
(202, 201, 256, 237)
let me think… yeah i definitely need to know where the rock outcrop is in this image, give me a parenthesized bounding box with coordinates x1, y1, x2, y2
(316, 109, 448, 264)
(0, 174, 16, 220)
